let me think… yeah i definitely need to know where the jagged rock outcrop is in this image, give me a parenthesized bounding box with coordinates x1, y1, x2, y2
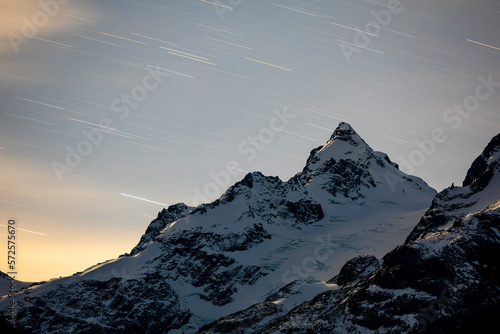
(130, 203, 192, 255)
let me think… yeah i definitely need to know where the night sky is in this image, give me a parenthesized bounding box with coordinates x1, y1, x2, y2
(1, 0, 499, 282)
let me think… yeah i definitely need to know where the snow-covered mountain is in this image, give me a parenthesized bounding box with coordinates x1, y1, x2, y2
(201, 133, 500, 333)
(0, 123, 437, 333)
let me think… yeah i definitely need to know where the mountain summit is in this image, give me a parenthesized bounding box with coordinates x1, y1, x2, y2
(203, 133, 500, 334)
(0, 123, 438, 333)
(298, 122, 433, 208)
(303, 122, 377, 170)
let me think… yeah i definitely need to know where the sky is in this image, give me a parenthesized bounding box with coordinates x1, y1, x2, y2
(0, 0, 499, 282)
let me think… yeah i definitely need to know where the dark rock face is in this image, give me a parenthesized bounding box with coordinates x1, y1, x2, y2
(327, 255, 382, 286)
(406, 133, 500, 244)
(319, 159, 376, 199)
(285, 200, 324, 223)
(463, 133, 500, 188)
(377, 151, 399, 169)
(198, 279, 323, 334)
(198, 301, 282, 333)
(130, 203, 192, 256)
(329, 122, 358, 142)
(15, 273, 190, 334)
(155, 225, 270, 306)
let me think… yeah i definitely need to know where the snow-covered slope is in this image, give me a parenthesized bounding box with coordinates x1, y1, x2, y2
(205, 132, 500, 334)
(0, 271, 32, 298)
(0, 123, 437, 333)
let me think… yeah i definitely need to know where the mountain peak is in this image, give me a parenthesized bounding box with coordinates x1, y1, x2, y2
(405, 132, 500, 243)
(329, 122, 356, 141)
(296, 122, 435, 207)
(302, 123, 372, 173)
(129, 202, 192, 255)
(299, 122, 385, 186)
(463, 133, 500, 190)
